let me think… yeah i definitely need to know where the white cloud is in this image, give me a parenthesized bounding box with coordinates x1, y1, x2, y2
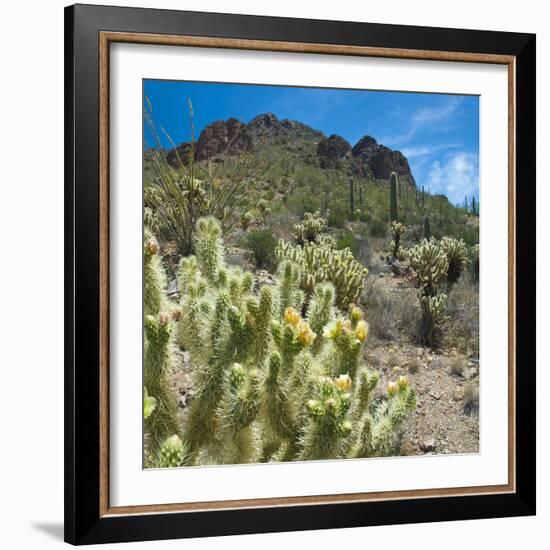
(412, 97, 463, 125)
(402, 142, 462, 158)
(425, 152, 479, 205)
(381, 97, 463, 148)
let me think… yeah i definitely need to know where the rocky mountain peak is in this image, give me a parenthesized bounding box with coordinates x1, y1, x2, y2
(195, 118, 252, 161)
(316, 134, 352, 168)
(350, 135, 415, 187)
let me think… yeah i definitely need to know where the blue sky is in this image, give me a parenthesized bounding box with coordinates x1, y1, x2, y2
(144, 80, 479, 205)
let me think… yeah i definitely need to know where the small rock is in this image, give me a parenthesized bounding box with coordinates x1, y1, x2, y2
(178, 394, 188, 408)
(429, 391, 441, 400)
(465, 367, 478, 380)
(421, 438, 436, 452)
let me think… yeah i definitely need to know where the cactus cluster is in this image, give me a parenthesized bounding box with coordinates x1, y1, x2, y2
(275, 235, 368, 310)
(162, 216, 416, 466)
(408, 239, 449, 345)
(240, 211, 254, 230)
(292, 211, 327, 245)
(390, 221, 406, 258)
(440, 237, 469, 284)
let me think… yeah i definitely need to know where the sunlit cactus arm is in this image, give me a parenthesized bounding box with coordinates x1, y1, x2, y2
(351, 367, 380, 423)
(275, 260, 302, 315)
(299, 375, 352, 461)
(250, 286, 274, 365)
(370, 377, 417, 456)
(193, 216, 225, 286)
(217, 364, 261, 464)
(348, 414, 374, 458)
(258, 352, 296, 460)
(144, 312, 179, 449)
(144, 228, 167, 316)
(155, 435, 192, 468)
(306, 283, 335, 353)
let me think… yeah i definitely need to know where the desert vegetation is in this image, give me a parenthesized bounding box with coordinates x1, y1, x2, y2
(143, 104, 480, 468)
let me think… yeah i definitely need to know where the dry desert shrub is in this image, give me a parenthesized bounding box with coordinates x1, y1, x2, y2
(463, 382, 479, 416)
(448, 356, 465, 377)
(445, 276, 479, 354)
(362, 278, 420, 343)
(407, 357, 423, 374)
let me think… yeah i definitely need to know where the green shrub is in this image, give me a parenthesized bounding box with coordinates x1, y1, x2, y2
(327, 202, 347, 228)
(246, 229, 278, 270)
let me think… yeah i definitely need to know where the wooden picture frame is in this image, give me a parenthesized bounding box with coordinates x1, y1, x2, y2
(65, 3, 536, 545)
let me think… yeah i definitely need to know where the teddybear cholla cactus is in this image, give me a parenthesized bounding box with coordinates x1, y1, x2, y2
(171, 216, 415, 466)
(468, 244, 480, 283)
(144, 228, 167, 316)
(143, 229, 181, 464)
(390, 221, 406, 258)
(276, 235, 368, 310)
(440, 237, 469, 284)
(292, 211, 327, 245)
(155, 435, 191, 468)
(408, 239, 449, 345)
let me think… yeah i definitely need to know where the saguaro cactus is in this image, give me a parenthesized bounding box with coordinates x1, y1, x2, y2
(349, 178, 355, 214)
(424, 215, 431, 240)
(390, 172, 399, 222)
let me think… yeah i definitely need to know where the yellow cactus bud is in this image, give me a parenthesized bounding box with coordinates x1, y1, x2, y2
(387, 381, 398, 396)
(335, 374, 352, 393)
(397, 375, 409, 390)
(297, 320, 316, 346)
(355, 320, 369, 342)
(283, 307, 301, 327)
(350, 305, 364, 322)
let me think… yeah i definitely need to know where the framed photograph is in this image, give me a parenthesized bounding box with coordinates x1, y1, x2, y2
(64, 3, 536, 545)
